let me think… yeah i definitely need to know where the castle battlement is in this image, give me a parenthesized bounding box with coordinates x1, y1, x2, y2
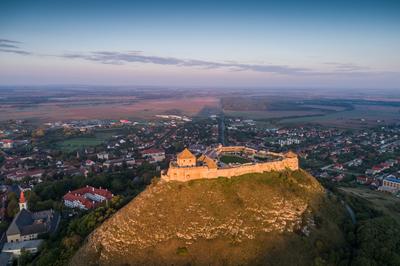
(161, 146, 299, 182)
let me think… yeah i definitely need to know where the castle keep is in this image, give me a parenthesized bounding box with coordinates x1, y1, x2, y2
(161, 146, 299, 182)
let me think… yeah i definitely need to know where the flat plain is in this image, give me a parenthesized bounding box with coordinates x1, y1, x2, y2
(1, 87, 400, 128)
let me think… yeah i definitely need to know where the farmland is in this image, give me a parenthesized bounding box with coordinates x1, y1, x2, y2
(223, 97, 400, 128)
(0, 87, 220, 122)
(1, 87, 400, 129)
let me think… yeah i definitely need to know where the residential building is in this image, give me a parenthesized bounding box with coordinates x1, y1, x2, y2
(379, 176, 400, 193)
(141, 148, 165, 163)
(63, 186, 113, 210)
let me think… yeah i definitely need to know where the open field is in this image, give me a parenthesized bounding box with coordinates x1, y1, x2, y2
(225, 110, 326, 119)
(0, 95, 219, 122)
(279, 105, 400, 127)
(222, 96, 400, 128)
(339, 186, 400, 221)
(55, 137, 105, 152)
(54, 129, 120, 152)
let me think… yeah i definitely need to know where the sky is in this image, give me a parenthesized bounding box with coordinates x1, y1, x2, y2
(0, 0, 399, 88)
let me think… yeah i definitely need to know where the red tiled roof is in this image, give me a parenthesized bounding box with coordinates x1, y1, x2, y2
(63, 193, 95, 209)
(69, 186, 113, 199)
(142, 148, 164, 155)
(26, 169, 45, 176)
(63, 186, 113, 209)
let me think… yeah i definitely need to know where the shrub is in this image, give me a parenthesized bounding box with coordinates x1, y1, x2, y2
(176, 246, 188, 255)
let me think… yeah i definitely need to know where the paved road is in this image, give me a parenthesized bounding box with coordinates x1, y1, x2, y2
(218, 114, 226, 145)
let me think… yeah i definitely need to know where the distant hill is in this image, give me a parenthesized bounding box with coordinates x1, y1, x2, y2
(70, 170, 348, 265)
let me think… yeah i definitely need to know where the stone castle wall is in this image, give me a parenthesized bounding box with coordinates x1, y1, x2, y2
(161, 156, 299, 182)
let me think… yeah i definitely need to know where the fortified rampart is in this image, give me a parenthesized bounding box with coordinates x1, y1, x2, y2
(161, 146, 299, 182)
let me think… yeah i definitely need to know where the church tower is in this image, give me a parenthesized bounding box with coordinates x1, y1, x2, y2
(19, 191, 28, 211)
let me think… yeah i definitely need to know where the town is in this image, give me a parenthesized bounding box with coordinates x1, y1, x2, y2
(0, 114, 399, 264)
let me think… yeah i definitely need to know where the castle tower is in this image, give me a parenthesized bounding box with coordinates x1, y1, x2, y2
(177, 148, 196, 167)
(19, 191, 28, 211)
(284, 151, 297, 158)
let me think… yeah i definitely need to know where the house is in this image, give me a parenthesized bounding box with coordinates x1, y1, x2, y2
(96, 152, 109, 160)
(85, 160, 95, 166)
(102, 158, 135, 168)
(5, 192, 59, 244)
(348, 158, 363, 167)
(333, 163, 344, 170)
(141, 148, 165, 163)
(0, 139, 14, 149)
(356, 176, 374, 185)
(357, 176, 368, 184)
(63, 186, 113, 210)
(119, 119, 132, 124)
(332, 174, 345, 182)
(366, 165, 384, 175)
(80, 167, 90, 178)
(6, 169, 45, 181)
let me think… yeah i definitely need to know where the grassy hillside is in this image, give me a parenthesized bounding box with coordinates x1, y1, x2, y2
(70, 170, 350, 266)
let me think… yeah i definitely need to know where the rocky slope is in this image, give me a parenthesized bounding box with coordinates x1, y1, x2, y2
(70, 170, 347, 265)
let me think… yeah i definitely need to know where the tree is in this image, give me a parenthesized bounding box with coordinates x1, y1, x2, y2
(0, 221, 9, 233)
(32, 128, 45, 138)
(7, 192, 19, 218)
(7, 199, 19, 218)
(18, 249, 35, 265)
(62, 234, 82, 250)
(26, 190, 40, 210)
(111, 178, 124, 192)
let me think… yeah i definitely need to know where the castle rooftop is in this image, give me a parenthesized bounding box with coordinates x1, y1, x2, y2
(177, 148, 195, 159)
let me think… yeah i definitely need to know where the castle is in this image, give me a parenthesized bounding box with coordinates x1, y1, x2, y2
(161, 145, 299, 182)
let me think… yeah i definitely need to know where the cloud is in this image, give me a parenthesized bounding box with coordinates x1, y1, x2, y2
(0, 48, 31, 55)
(324, 62, 370, 72)
(61, 51, 388, 77)
(61, 51, 313, 75)
(0, 38, 391, 78)
(0, 39, 20, 49)
(0, 38, 31, 55)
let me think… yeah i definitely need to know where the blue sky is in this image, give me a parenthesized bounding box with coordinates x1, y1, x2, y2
(0, 0, 399, 88)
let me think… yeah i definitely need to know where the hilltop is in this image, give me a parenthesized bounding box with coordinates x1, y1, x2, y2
(70, 170, 349, 265)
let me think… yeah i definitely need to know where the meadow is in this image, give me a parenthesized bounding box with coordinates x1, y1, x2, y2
(54, 130, 118, 152)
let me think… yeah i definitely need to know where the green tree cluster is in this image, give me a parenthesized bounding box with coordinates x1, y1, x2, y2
(31, 196, 125, 266)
